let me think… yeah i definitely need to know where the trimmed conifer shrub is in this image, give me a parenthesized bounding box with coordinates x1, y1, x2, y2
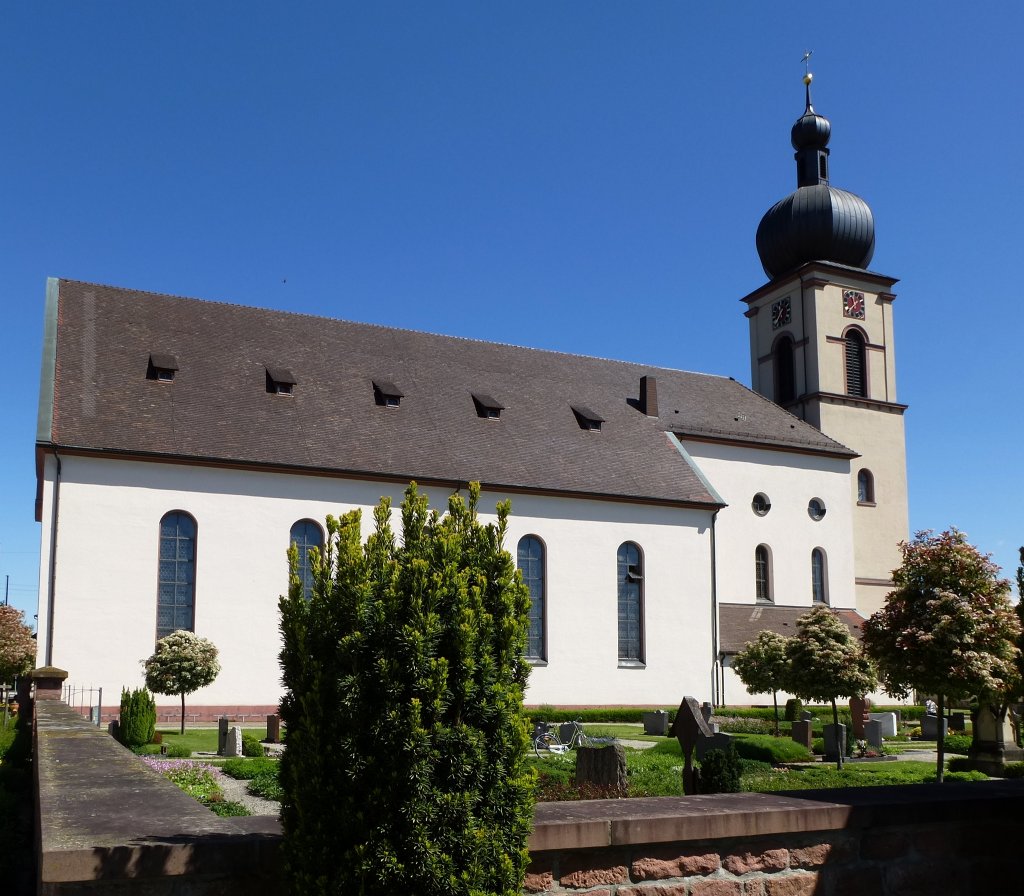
(698, 744, 743, 794)
(118, 687, 156, 748)
(278, 482, 534, 896)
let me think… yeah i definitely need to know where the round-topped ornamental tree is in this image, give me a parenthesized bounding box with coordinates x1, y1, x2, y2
(143, 631, 220, 736)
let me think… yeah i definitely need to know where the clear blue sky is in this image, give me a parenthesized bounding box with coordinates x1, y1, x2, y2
(3, 4, 1022, 629)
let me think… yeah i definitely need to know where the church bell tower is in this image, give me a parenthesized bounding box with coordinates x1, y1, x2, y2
(742, 70, 909, 617)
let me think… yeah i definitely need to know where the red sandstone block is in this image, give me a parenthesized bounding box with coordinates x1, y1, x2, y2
(884, 860, 961, 895)
(911, 826, 959, 857)
(829, 864, 883, 896)
(860, 830, 909, 861)
(631, 852, 720, 880)
(618, 884, 688, 896)
(762, 873, 819, 896)
(559, 866, 628, 888)
(523, 871, 555, 893)
(789, 843, 831, 869)
(722, 848, 789, 875)
(689, 879, 743, 896)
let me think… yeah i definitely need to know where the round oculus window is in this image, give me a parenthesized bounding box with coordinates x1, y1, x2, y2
(808, 498, 826, 521)
(752, 493, 771, 516)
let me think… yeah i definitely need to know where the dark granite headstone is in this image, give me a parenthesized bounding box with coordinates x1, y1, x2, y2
(266, 714, 281, 743)
(823, 723, 846, 761)
(696, 731, 735, 761)
(791, 719, 813, 750)
(669, 696, 714, 795)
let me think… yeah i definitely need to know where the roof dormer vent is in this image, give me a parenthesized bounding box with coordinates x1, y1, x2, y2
(571, 404, 604, 431)
(147, 353, 179, 382)
(373, 379, 403, 408)
(472, 393, 504, 419)
(266, 366, 297, 395)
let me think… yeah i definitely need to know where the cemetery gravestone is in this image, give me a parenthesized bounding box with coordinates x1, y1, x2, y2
(791, 719, 813, 750)
(696, 731, 735, 761)
(669, 696, 714, 795)
(575, 743, 627, 795)
(218, 717, 229, 755)
(823, 723, 846, 761)
(225, 726, 243, 758)
(642, 710, 668, 736)
(921, 714, 947, 740)
(868, 712, 897, 738)
(865, 719, 883, 751)
(266, 713, 281, 743)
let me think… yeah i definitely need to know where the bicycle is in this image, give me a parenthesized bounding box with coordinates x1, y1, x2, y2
(532, 719, 588, 756)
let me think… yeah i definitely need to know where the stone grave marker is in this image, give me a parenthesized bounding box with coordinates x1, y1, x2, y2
(791, 719, 813, 750)
(865, 719, 883, 750)
(225, 726, 243, 758)
(921, 714, 947, 740)
(218, 717, 230, 755)
(868, 712, 897, 738)
(266, 713, 281, 744)
(575, 743, 627, 795)
(669, 696, 713, 795)
(696, 731, 735, 761)
(823, 723, 846, 761)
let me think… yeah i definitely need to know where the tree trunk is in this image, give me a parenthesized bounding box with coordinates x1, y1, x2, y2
(832, 698, 843, 771)
(180, 692, 186, 736)
(935, 694, 945, 783)
(772, 690, 780, 736)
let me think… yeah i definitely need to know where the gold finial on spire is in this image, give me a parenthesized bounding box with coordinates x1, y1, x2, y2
(801, 50, 813, 85)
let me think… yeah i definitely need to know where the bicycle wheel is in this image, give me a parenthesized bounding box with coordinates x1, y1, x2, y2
(534, 733, 567, 756)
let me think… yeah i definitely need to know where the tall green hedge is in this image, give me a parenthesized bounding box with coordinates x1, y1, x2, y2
(278, 483, 534, 896)
(118, 687, 155, 748)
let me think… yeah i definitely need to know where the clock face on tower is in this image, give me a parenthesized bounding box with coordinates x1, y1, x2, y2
(771, 297, 791, 329)
(843, 289, 866, 319)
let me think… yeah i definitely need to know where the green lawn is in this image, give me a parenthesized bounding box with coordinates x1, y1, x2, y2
(133, 727, 269, 755)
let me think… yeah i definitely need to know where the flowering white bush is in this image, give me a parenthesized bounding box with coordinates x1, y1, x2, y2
(0, 606, 36, 682)
(143, 631, 220, 734)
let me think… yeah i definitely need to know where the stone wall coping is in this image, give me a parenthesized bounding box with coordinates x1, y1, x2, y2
(35, 701, 1024, 891)
(531, 780, 1024, 852)
(35, 701, 279, 887)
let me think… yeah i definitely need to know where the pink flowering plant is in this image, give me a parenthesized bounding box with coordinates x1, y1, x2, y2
(142, 757, 223, 803)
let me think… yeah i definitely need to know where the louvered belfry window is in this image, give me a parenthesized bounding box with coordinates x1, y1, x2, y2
(844, 330, 867, 397)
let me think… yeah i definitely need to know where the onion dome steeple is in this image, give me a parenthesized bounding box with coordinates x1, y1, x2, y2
(756, 70, 875, 280)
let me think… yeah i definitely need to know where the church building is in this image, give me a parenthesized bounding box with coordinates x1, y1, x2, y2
(33, 77, 908, 715)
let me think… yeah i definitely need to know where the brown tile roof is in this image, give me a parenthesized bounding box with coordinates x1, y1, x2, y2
(42, 279, 852, 506)
(719, 602, 866, 654)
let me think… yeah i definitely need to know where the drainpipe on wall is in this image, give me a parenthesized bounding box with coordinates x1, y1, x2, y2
(45, 448, 62, 666)
(710, 509, 720, 707)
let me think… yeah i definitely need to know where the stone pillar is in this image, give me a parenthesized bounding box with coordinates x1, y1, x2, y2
(31, 666, 68, 701)
(218, 717, 230, 755)
(266, 714, 281, 743)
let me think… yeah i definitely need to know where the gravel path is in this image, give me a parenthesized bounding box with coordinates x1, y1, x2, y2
(217, 773, 281, 816)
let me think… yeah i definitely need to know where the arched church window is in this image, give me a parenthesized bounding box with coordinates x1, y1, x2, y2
(517, 536, 546, 661)
(157, 511, 197, 639)
(773, 335, 796, 405)
(617, 542, 644, 664)
(290, 519, 324, 600)
(755, 545, 772, 603)
(811, 548, 828, 604)
(857, 469, 875, 504)
(844, 329, 867, 397)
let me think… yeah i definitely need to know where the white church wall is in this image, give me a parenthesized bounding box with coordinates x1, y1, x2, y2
(678, 439, 856, 610)
(37, 454, 715, 709)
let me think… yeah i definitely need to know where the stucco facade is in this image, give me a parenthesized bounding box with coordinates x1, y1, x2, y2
(37, 452, 716, 708)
